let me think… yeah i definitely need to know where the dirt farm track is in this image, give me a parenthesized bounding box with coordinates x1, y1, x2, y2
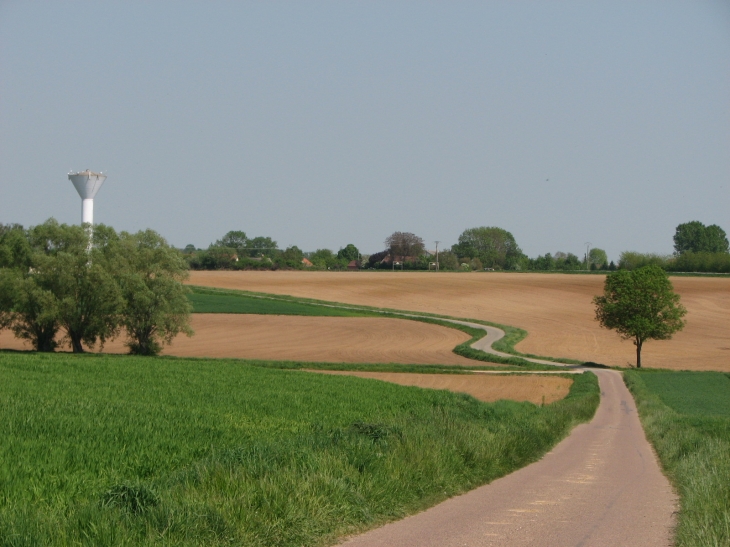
(189, 270, 730, 371)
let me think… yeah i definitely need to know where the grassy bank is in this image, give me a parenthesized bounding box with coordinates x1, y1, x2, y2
(624, 370, 730, 547)
(188, 287, 581, 368)
(0, 352, 598, 547)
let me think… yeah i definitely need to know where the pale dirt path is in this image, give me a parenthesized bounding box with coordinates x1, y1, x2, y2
(188, 271, 730, 370)
(337, 369, 676, 547)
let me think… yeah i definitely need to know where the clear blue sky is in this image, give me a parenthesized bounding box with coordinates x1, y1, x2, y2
(1, 1, 728, 260)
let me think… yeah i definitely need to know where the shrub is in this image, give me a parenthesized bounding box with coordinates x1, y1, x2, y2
(666, 251, 730, 273)
(618, 252, 670, 271)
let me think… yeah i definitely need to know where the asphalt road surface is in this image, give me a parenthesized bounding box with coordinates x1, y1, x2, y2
(338, 369, 676, 547)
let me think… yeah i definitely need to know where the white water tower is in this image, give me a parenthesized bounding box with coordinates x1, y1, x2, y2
(68, 170, 107, 225)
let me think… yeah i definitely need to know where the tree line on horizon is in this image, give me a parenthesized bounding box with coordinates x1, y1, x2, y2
(3, 218, 728, 281)
(182, 220, 730, 273)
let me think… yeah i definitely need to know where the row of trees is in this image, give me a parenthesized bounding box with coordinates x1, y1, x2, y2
(0, 220, 192, 354)
(365, 228, 613, 272)
(367, 221, 728, 273)
(618, 222, 730, 273)
(618, 251, 730, 273)
(185, 231, 363, 271)
(186, 219, 729, 273)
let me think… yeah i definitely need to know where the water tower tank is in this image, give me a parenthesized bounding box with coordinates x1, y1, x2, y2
(68, 170, 107, 225)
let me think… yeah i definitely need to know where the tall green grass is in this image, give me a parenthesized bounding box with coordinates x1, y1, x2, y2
(0, 352, 598, 547)
(624, 370, 730, 547)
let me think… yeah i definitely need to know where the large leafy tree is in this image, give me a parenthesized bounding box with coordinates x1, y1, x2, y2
(588, 248, 608, 269)
(337, 244, 360, 262)
(0, 222, 59, 351)
(452, 227, 524, 269)
(673, 221, 729, 254)
(246, 236, 278, 258)
(115, 229, 193, 356)
(278, 246, 304, 269)
(385, 232, 425, 261)
(48, 246, 123, 353)
(310, 249, 339, 269)
(0, 269, 60, 352)
(215, 230, 248, 252)
(30, 221, 123, 353)
(593, 265, 687, 368)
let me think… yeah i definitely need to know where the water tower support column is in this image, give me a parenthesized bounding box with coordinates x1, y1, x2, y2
(82, 199, 94, 225)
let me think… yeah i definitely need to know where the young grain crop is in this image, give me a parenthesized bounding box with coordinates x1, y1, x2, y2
(0, 352, 598, 546)
(624, 370, 730, 547)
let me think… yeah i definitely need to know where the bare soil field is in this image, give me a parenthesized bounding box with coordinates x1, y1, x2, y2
(0, 314, 476, 366)
(189, 271, 730, 371)
(306, 370, 572, 404)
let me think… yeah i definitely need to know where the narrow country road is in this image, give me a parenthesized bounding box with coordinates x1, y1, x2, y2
(338, 368, 676, 547)
(215, 296, 677, 545)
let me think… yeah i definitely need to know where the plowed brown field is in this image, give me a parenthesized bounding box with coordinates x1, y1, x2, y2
(189, 271, 730, 370)
(306, 370, 572, 404)
(0, 314, 476, 365)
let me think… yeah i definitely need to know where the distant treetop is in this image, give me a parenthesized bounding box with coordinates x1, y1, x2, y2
(673, 221, 729, 255)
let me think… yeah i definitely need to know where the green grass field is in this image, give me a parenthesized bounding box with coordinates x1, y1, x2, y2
(0, 352, 598, 547)
(639, 371, 730, 417)
(624, 370, 730, 547)
(188, 290, 375, 318)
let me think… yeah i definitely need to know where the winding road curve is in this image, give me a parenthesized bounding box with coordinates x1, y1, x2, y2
(337, 319, 678, 547)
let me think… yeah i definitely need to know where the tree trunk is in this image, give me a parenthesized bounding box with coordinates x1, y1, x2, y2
(70, 333, 85, 353)
(635, 338, 642, 368)
(33, 325, 58, 352)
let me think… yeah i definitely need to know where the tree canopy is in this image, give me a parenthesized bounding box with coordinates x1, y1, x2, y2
(246, 236, 278, 258)
(115, 229, 193, 355)
(452, 227, 524, 269)
(0, 219, 193, 355)
(593, 265, 686, 368)
(337, 244, 360, 262)
(588, 248, 608, 269)
(215, 230, 248, 252)
(385, 232, 425, 261)
(673, 221, 729, 255)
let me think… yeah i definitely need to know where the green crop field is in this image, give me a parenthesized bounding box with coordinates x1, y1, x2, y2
(639, 371, 730, 417)
(188, 289, 375, 317)
(0, 352, 598, 547)
(624, 370, 730, 547)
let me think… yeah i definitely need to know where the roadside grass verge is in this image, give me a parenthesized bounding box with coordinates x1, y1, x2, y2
(0, 352, 598, 547)
(188, 287, 582, 369)
(624, 370, 730, 547)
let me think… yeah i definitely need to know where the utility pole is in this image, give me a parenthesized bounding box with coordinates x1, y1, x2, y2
(435, 241, 440, 271)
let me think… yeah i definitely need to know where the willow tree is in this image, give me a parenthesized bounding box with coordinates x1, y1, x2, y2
(0, 220, 121, 353)
(115, 229, 193, 356)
